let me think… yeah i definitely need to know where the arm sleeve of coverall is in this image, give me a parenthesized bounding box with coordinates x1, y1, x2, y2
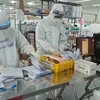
(36, 21, 52, 53)
(16, 29, 34, 55)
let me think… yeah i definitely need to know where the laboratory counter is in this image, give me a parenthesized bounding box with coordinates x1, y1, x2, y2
(0, 70, 100, 100)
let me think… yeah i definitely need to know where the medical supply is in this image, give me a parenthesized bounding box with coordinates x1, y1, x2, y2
(0, 79, 17, 96)
(40, 55, 74, 73)
(30, 56, 43, 70)
(47, 55, 65, 63)
(2, 68, 23, 78)
(0, 84, 17, 97)
(0, 84, 17, 92)
(74, 59, 96, 76)
(62, 49, 81, 60)
(23, 66, 52, 78)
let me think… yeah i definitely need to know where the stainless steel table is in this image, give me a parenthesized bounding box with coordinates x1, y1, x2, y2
(0, 70, 99, 100)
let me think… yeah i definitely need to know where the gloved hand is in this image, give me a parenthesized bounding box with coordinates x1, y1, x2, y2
(64, 42, 72, 51)
(20, 60, 29, 67)
(30, 51, 40, 59)
(49, 48, 61, 56)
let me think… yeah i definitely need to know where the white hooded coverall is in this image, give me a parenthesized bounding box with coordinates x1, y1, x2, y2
(36, 4, 68, 55)
(0, 10, 40, 68)
(0, 27, 34, 68)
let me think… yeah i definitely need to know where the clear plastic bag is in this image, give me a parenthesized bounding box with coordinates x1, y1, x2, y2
(62, 48, 81, 60)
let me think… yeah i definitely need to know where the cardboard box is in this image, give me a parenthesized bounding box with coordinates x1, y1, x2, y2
(43, 9, 50, 14)
(74, 59, 96, 76)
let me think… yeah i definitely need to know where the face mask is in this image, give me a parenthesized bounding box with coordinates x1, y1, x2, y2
(53, 18, 60, 24)
(53, 18, 63, 24)
(58, 19, 63, 24)
(0, 20, 11, 30)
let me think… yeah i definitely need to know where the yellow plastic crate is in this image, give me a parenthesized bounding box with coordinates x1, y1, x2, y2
(40, 56, 74, 73)
(45, 70, 74, 84)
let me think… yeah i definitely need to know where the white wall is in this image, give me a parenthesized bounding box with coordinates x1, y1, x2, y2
(83, 7, 100, 23)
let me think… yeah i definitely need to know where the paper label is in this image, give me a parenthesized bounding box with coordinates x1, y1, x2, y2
(42, 61, 53, 68)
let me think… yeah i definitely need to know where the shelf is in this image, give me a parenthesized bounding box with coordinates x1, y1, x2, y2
(24, 12, 47, 16)
(41, 0, 54, 2)
(58, 1, 82, 6)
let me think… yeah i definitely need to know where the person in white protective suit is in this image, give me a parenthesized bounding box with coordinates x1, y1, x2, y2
(36, 4, 71, 56)
(0, 11, 39, 68)
(36, 4, 70, 100)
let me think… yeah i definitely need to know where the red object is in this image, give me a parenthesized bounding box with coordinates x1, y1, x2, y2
(8, 96, 23, 100)
(78, 18, 84, 25)
(24, 10, 29, 12)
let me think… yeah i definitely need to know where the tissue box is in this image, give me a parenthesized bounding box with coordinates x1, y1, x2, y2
(74, 59, 96, 76)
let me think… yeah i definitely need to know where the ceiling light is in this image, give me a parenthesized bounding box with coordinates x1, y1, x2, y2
(3, 5, 6, 7)
(10, 1, 17, 4)
(93, 4, 100, 7)
(83, 6, 89, 7)
(76, 0, 91, 3)
(9, 7, 13, 10)
(27, 2, 33, 5)
(27, 2, 39, 6)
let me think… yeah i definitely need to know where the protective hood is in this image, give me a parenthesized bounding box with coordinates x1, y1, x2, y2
(49, 4, 64, 24)
(50, 4, 64, 16)
(0, 11, 11, 29)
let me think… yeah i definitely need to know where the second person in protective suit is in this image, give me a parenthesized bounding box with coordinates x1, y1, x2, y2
(0, 11, 39, 68)
(36, 4, 71, 100)
(36, 4, 71, 56)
